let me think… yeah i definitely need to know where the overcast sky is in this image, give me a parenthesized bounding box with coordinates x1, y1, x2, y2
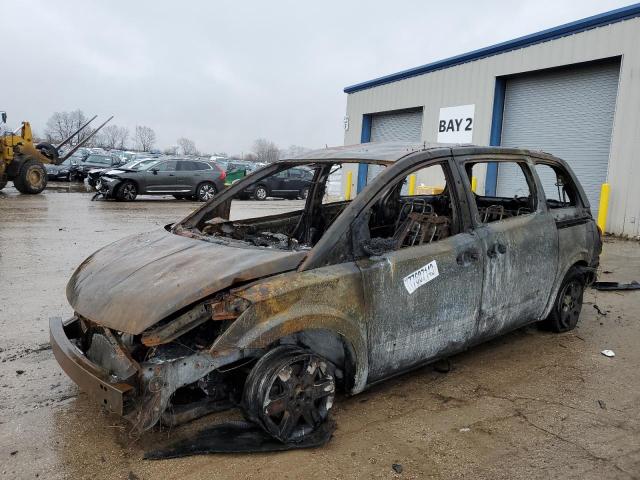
(1, 0, 633, 155)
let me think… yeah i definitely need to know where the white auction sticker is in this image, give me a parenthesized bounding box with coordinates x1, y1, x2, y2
(403, 260, 439, 294)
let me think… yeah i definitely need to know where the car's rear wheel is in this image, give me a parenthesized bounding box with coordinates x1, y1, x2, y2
(254, 185, 268, 201)
(196, 182, 217, 202)
(115, 180, 137, 201)
(242, 346, 336, 443)
(540, 267, 585, 332)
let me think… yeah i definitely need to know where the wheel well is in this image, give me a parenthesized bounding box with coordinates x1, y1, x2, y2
(266, 329, 357, 392)
(196, 180, 216, 190)
(255, 183, 269, 193)
(120, 178, 139, 190)
(568, 260, 596, 284)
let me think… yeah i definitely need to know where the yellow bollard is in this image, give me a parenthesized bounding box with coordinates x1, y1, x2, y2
(597, 183, 610, 233)
(345, 171, 353, 200)
(471, 176, 477, 193)
(408, 174, 417, 196)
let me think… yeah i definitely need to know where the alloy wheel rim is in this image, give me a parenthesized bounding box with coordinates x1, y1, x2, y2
(262, 355, 335, 441)
(122, 184, 136, 200)
(200, 184, 215, 200)
(256, 187, 267, 199)
(560, 280, 582, 328)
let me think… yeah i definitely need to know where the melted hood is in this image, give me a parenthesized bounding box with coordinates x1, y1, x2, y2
(67, 229, 305, 334)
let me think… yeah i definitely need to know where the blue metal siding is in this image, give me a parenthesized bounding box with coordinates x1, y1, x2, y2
(486, 77, 507, 196)
(344, 3, 640, 94)
(357, 114, 372, 192)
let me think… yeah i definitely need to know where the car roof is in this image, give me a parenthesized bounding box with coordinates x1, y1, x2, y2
(276, 142, 563, 166)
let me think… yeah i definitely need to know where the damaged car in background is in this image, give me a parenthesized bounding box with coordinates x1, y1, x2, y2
(51, 143, 601, 445)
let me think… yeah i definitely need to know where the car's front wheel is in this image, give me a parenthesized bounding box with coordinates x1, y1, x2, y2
(115, 180, 137, 201)
(540, 267, 585, 332)
(242, 346, 336, 443)
(298, 187, 309, 200)
(196, 182, 217, 202)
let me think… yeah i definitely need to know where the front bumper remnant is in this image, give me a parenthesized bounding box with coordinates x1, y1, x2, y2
(50, 316, 244, 431)
(49, 316, 135, 416)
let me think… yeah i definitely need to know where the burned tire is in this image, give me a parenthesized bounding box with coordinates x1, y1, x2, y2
(13, 159, 47, 194)
(540, 267, 585, 333)
(242, 346, 336, 443)
(115, 180, 137, 201)
(253, 185, 268, 201)
(196, 182, 217, 202)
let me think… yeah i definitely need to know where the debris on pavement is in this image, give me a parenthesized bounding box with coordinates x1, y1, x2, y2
(592, 281, 640, 291)
(143, 419, 335, 459)
(459, 427, 471, 432)
(597, 400, 607, 409)
(15, 370, 24, 375)
(600, 349, 615, 358)
(593, 304, 608, 316)
(392, 463, 403, 474)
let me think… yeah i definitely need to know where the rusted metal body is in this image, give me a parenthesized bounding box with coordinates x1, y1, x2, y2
(50, 143, 601, 434)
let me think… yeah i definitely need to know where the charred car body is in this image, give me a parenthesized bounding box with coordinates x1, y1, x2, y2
(51, 144, 601, 442)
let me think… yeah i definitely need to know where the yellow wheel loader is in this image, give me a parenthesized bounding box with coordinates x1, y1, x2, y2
(0, 112, 112, 194)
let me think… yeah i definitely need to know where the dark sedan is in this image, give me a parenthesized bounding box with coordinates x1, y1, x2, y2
(45, 158, 74, 181)
(96, 158, 226, 201)
(70, 154, 124, 181)
(242, 166, 312, 200)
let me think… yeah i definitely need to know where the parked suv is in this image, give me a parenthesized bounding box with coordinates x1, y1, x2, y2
(242, 166, 313, 200)
(51, 144, 600, 443)
(96, 158, 226, 201)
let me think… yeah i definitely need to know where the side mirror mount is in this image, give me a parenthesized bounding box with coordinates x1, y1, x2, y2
(151, 168, 158, 175)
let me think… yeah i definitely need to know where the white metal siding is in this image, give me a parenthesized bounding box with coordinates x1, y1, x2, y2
(367, 109, 423, 181)
(497, 61, 620, 216)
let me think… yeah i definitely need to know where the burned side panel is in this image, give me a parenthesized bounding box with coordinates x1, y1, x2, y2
(357, 232, 484, 383)
(211, 263, 370, 394)
(473, 212, 558, 340)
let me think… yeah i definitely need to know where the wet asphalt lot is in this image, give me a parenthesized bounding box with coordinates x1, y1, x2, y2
(0, 182, 639, 479)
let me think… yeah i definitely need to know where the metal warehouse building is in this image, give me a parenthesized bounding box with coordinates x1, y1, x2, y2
(342, 3, 640, 236)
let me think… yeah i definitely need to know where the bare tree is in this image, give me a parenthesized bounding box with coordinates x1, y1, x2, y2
(283, 145, 311, 158)
(252, 138, 280, 163)
(163, 145, 179, 155)
(243, 152, 258, 162)
(101, 125, 129, 150)
(135, 125, 156, 152)
(44, 110, 95, 145)
(177, 137, 198, 156)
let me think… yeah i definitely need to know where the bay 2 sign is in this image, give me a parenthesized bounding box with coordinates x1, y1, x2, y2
(437, 104, 475, 143)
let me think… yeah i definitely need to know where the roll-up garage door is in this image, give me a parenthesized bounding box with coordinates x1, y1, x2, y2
(367, 108, 423, 182)
(497, 60, 620, 216)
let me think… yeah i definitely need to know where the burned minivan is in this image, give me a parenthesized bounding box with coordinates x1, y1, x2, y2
(51, 144, 601, 442)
